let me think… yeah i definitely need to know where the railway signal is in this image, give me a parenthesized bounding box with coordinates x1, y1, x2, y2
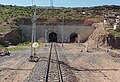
(32, 42, 39, 48)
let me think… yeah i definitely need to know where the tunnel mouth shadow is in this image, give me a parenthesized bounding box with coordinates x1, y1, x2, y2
(49, 32, 57, 42)
(70, 33, 78, 43)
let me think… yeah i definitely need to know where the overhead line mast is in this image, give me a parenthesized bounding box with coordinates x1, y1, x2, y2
(30, 0, 65, 61)
(30, 0, 37, 61)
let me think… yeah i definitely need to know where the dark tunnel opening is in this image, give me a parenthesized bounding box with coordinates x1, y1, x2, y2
(49, 32, 57, 42)
(70, 33, 78, 43)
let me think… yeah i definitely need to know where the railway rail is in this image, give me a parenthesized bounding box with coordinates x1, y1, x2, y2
(45, 42, 63, 82)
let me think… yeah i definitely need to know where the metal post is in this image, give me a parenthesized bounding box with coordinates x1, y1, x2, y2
(45, 29, 47, 43)
(50, 0, 53, 7)
(61, 10, 64, 47)
(31, 5, 37, 57)
(21, 21, 24, 45)
(22, 30, 23, 45)
(33, 6, 37, 42)
(78, 34, 80, 47)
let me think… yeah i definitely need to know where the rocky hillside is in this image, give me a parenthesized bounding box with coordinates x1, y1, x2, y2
(0, 5, 120, 45)
(87, 26, 120, 49)
(87, 27, 108, 48)
(0, 4, 120, 23)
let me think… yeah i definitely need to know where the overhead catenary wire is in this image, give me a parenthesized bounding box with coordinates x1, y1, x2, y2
(31, 0, 48, 57)
(30, 0, 65, 58)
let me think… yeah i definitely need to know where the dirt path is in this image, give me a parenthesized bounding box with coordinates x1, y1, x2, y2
(0, 48, 35, 82)
(63, 43, 120, 82)
(0, 43, 120, 82)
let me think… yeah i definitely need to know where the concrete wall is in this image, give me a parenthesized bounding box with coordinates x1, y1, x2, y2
(19, 24, 93, 42)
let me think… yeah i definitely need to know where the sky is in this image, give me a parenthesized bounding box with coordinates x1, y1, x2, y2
(0, 0, 120, 7)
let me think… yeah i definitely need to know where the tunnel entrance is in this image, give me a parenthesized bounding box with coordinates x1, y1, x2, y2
(49, 32, 57, 42)
(70, 33, 78, 43)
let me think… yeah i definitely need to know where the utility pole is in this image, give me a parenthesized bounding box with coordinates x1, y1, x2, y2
(31, 5, 37, 58)
(33, 6, 37, 43)
(78, 34, 80, 47)
(45, 29, 47, 43)
(21, 21, 24, 45)
(61, 10, 64, 47)
(50, 0, 53, 8)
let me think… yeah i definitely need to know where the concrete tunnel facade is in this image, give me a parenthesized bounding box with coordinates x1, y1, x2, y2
(19, 24, 93, 43)
(18, 18, 94, 43)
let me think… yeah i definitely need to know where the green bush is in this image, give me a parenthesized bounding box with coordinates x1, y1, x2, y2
(0, 5, 120, 25)
(17, 41, 31, 46)
(8, 47, 26, 51)
(108, 30, 120, 37)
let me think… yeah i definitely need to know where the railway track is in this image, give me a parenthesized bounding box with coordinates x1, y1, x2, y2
(26, 43, 68, 82)
(44, 43, 63, 82)
(26, 43, 79, 82)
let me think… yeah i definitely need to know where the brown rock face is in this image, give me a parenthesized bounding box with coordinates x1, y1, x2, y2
(84, 19, 95, 26)
(87, 28, 109, 48)
(86, 27, 120, 49)
(78, 27, 95, 43)
(0, 28, 23, 45)
(46, 18, 58, 25)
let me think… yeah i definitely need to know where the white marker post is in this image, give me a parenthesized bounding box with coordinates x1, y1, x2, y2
(32, 42, 39, 58)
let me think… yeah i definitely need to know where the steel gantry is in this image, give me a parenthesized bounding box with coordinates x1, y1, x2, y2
(30, 0, 65, 61)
